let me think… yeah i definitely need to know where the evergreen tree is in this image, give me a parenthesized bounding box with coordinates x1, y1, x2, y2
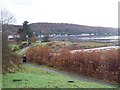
(17, 28, 26, 41)
(22, 21, 33, 37)
(42, 34, 50, 42)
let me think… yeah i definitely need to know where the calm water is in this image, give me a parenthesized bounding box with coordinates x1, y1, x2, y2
(79, 36, 119, 40)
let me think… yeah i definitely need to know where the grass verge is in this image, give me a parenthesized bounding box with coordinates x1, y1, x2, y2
(2, 65, 115, 88)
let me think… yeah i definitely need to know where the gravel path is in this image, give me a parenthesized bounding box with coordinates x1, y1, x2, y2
(19, 46, 118, 87)
(24, 63, 117, 88)
(18, 47, 29, 55)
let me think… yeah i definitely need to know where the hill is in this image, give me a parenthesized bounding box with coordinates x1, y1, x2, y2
(2, 23, 118, 36)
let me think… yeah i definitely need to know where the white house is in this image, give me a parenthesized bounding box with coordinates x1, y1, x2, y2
(8, 33, 20, 41)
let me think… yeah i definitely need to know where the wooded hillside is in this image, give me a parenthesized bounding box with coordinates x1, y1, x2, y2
(3, 23, 118, 36)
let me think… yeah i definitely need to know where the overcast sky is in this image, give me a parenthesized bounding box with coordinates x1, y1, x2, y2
(1, 0, 119, 28)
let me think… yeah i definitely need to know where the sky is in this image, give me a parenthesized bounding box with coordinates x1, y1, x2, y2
(1, 0, 119, 28)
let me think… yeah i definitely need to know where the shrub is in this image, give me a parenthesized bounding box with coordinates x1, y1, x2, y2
(26, 46, 119, 84)
(42, 35, 50, 42)
(30, 36, 38, 43)
(26, 46, 51, 64)
(2, 31, 21, 73)
(9, 44, 20, 51)
(31, 41, 42, 46)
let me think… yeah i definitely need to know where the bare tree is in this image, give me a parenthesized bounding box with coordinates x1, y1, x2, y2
(0, 9, 15, 25)
(1, 9, 20, 73)
(1, 9, 16, 46)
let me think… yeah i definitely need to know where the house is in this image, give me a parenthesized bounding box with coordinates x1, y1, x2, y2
(8, 32, 20, 41)
(8, 35, 14, 41)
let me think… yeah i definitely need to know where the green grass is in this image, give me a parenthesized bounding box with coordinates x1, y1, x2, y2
(2, 65, 115, 88)
(0, 74, 2, 90)
(31, 41, 48, 46)
(9, 44, 20, 52)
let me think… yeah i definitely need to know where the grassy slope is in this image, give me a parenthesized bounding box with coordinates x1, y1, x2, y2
(2, 65, 114, 88)
(0, 74, 2, 89)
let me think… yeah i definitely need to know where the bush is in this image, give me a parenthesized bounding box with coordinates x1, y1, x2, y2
(2, 51, 21, 73)
(2, 31, 21, 73)
(26, 46, 51, 64)
(26, 46, 120, 84)
(42, 35, 50, 42)
(9, 44, 20, 51)
(30, 36, 38, 43)
(31, 41, 42, 46)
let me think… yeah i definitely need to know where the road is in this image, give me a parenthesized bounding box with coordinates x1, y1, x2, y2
(71, 46, 119, 53)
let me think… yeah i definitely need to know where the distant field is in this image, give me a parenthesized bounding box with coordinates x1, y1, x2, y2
(74, 42, 111, 48)
(45, 41, 111, 50)
(45, 41, 110, 47)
